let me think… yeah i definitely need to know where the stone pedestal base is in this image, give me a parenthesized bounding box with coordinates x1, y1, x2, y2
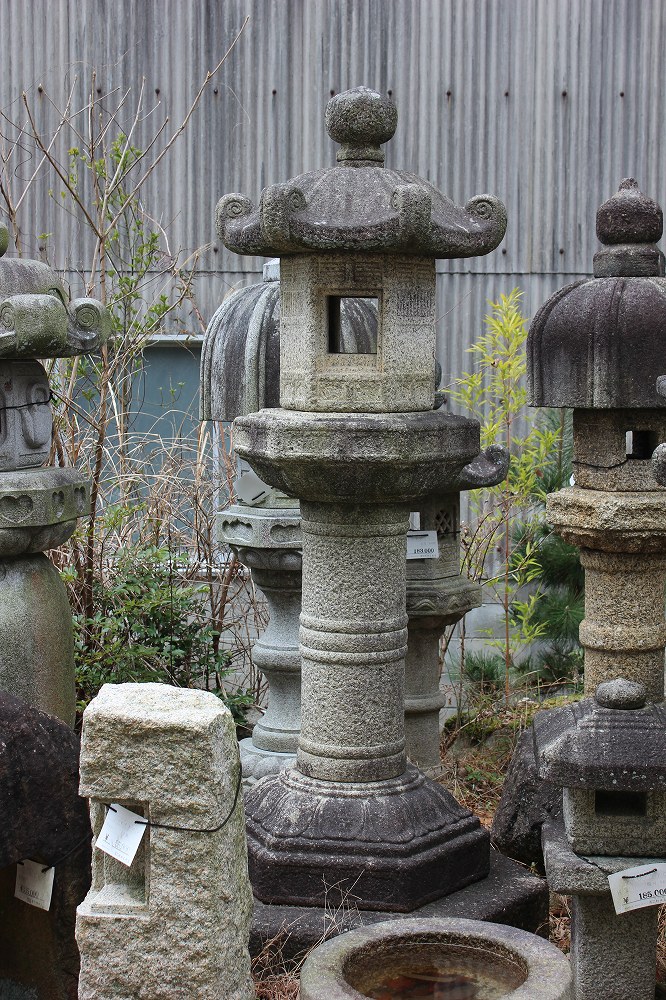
(245, 764, 489, 912)
(249, 849, 549, 959)
(542, 819, 659, 1000)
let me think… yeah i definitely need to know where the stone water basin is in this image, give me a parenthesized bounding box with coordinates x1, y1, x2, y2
(300, 918, 572, 1000)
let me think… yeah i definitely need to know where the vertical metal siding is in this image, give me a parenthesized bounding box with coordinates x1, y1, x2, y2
(1, 0, 666, 351)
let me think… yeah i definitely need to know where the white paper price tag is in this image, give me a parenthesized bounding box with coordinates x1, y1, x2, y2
(15, 859, 55, 911)
(97, 804, 147, 867)
(236, 471, 272, 506)
(608, 862, 666, 915)
(406, 530, 439, 560)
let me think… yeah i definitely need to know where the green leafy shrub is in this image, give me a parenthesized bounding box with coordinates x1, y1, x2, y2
(65, 545, 253, 724)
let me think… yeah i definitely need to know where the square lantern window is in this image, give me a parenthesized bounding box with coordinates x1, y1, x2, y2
(625, 429, 658, 460)
(595, 789, 648, 818)
(327, 296, 379, 354)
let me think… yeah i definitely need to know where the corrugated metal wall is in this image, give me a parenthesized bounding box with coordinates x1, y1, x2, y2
(2, 0, 666, 382)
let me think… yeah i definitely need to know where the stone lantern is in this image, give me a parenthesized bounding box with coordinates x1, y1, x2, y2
(534, 678, 666, 1000)
(404, 446, 508, 770)
(0, 225, 109, 724)
(201, 260, 376, 784)
(216, 87, 508, 912)
(528, 178, 666, 703)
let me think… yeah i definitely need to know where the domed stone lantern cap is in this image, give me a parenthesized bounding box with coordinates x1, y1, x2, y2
(0, 224, 110, 360)
(533, 678, 666, 791)
(528, 179, 666, 410)
(216, 87, 507, 259)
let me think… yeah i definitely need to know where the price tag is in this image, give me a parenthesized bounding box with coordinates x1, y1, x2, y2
(236, 471, 272, 506)
(15, 859, 55, 911)
(406, 530, 439, 560)
(96, 804, 147, 867)
(608, 862, 666, 914)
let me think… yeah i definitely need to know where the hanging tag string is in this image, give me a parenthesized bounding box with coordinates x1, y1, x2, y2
(104, 767, 243, 835)
(17, 829, 92, 874)
(0, 391, 54, 412)
(622, 868, 658, 879)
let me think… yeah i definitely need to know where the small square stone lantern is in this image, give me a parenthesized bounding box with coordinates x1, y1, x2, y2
(534, 678, 666, 1000)
(534, 679, 666, 858)
(216, 86, 510, 913)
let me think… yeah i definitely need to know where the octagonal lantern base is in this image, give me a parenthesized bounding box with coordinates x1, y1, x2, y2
(244, 764, 489, 912)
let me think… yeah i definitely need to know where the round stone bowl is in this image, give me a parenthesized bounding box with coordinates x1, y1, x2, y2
(299, 918, 572, 1000)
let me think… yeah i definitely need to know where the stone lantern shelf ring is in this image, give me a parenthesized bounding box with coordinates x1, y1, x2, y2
(217, 86, 508, 912)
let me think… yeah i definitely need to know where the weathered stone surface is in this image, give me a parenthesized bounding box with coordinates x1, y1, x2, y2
(548, 490, 666, 701)
(0, 469, 87, 558)
(234, 408, 482, 503)
(299, 916, 571, 1000)
(245, 764, 489, 912)
(200, 261, 378, 420)
(250, 849, 549, 958)
(224, 84, 504, 914)
(570, 893, 657, 1000)
(529, 179, 666, 409)
(216, 88, 506, 261)
(404, 446, 508, 770)
(0, 691, 91, 1000)
(220, 500, 302, 781)
(0, 229, 110, 360)
(534, 682, 666, 791)
(573, 408, 666, 491)
(0, 360, 52, 471)
(542, 820, 659, 1000)
(278, 252, 436, 412)
(534, 680, 666, 856)
(491, 728, 562, 871)
(76, 683, 253, 1000)
(0, 554, 75, 724)
(404, 496, 479, 772)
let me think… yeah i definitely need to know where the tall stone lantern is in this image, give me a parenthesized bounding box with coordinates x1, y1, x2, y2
(0, 225, 110, 724)
(216, 87, 508, 911)
(529, 179, 666, 703)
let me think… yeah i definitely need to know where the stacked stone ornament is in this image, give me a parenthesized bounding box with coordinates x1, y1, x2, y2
(529, 179, 666, 703)
(535, 678, 666, 1000)
(216, 86, 510, 912)
(0, 225, 109, 724)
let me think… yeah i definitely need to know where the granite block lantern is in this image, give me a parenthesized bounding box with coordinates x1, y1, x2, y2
(215, 86, 509, 914)
(0, 225, 109, 724)
(201, 260, 377, 785)
(528, 179, 666, 702)
(535, 678, 666, 1000)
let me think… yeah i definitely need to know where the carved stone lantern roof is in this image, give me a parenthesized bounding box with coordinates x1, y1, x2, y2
(0, 224, 110, 359)
(216, 87, 506, 260)
(533, 679, 666, 792)
(528, 180, 666, 410)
